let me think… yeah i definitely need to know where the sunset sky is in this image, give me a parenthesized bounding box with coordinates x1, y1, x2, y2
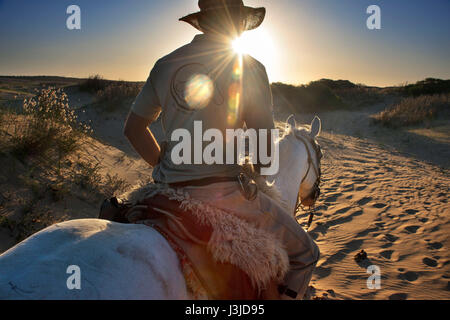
(0, 0, 449, 87)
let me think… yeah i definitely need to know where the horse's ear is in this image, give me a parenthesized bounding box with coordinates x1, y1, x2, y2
(286, 114, 297, 131)
(310, 116, 321, 137)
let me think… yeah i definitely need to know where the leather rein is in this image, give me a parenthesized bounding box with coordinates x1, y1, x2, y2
(293, 132, 322, 229)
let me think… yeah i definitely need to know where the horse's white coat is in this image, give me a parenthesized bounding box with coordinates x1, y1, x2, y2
(271, 115, 322, 214)
(0, 219, 188, 299)
(0, 115, 321, 299)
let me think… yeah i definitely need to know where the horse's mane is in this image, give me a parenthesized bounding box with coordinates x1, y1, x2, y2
(243, 120, 314, 213)
(241, 163, 289, 212)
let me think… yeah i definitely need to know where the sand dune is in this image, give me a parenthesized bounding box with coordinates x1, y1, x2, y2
(85, 100, 450, 299)
(290, 107, 449, 300)
(0, 82, 448, 299)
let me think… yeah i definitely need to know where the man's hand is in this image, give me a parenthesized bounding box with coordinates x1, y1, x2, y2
(124, 111, 161, 167)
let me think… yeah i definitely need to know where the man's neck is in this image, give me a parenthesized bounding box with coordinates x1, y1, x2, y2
(203, 32, 234, 42)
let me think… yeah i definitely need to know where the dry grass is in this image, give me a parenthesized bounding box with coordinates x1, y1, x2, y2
(372, 94, 450, 127)
(78, 74, 108, 93)
(333, 85, 385, 109)
(78, 74, 142, 112)
(1, 87, 92, 167)
(0, 81, 135, 247)
(271, 79, 386, 113)
(95, 81, 142, 112)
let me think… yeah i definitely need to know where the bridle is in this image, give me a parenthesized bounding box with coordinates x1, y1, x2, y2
(293, 131, 322, 229)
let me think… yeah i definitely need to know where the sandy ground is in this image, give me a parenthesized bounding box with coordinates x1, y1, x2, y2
(288, 104, 449, 300)
(0, 85, 448, 299)
(87, 99, 449, 300)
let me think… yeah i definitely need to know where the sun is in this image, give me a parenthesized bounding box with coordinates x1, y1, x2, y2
(232, 28, 276, 73)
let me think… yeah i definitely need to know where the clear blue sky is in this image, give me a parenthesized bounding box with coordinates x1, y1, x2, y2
(0, 0, 449, 86)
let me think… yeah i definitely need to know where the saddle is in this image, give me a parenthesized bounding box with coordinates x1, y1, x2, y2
(99, 194, 259, 299)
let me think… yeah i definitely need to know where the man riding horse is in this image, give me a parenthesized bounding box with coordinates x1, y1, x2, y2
(123, 0, 320, 299)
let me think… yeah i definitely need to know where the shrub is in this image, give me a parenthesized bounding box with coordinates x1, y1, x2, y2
(271, 81, 346, 113)
(372, 93, 450, 127)
(103, 173, 130, 197)
(9, 87, 92, 166)
(403, 78, 450, 97)
(79, 75, 109, 93)
(70, 161, 102, 190)
(95, 81, 142, 112)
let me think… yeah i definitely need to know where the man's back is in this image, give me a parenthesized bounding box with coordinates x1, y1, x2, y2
(131, 34, 275, 183)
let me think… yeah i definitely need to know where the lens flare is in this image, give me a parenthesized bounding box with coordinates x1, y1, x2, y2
(184, 74, 214, 109)
(227, 58, 243, 125)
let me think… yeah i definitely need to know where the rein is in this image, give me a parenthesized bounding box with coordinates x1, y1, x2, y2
(293, 133, 322, 230)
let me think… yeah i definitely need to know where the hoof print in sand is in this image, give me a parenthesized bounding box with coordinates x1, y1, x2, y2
(404, 225, 420, 233)
(422, 257, 438, 267)
(389, 293, 408, 300)
(398, 271, 419, 282)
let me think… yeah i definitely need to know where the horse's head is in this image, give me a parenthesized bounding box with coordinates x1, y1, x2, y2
(288, 115, 322, 208)
(273, 115, 323, 216)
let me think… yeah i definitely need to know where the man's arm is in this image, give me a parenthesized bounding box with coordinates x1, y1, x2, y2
(243, 59, 275, 175)
(124, 111, 161, 167)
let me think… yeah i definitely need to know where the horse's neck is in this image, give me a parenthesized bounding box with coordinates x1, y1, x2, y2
(272, 135, 308, 214)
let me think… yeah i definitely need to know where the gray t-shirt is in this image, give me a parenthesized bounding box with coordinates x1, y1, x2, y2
(131, 34, 275, 183)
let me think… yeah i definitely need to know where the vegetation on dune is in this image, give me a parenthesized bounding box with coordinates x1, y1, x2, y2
(270, 76, 449, 129)
(0, 86, 130, 242)
(372, 93, 450, 128)
(401, 78, 450, 97)
(95, 81, 142, 112)
(271, 79, 384, 113)
(78, 74, 109, 93)
(79, 74, 142, 112)
(7, 87, 91, 164)
(271, 81, 345, 113)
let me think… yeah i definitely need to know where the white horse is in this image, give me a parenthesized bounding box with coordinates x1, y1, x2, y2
(0, 115, 322, 299)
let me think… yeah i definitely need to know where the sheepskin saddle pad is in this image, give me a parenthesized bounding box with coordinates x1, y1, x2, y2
(100, 183, 289, 299)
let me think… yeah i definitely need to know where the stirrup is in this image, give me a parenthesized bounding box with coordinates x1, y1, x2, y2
(99, 197, 131, 223)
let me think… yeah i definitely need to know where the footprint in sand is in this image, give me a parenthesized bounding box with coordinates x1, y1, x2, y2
(379, 234, 399, 248)
(315, 266, 332, 279)
(334, 206, 352, 214)
(380, 250, 394, 260)
(315, 204, 328, 211)
(427, 242, 443, 250)
(423, 257, 438, 267)
(389, 293, 408, 300)
(373, 203, 387, 208)
(324, 194, 340, 203)
(405, 209, 419, 215)
(398, 271, 419, 282)
(326, 289, 336, 297)
(356, 197, 372, 206)
(404, 225, 420, 233)
(384, 233, 399, 242)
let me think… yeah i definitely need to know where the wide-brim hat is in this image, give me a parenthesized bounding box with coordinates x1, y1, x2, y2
(180, 0, 266, 33)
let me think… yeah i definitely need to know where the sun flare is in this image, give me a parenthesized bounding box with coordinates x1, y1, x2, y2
(232, 28, 276, 74)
